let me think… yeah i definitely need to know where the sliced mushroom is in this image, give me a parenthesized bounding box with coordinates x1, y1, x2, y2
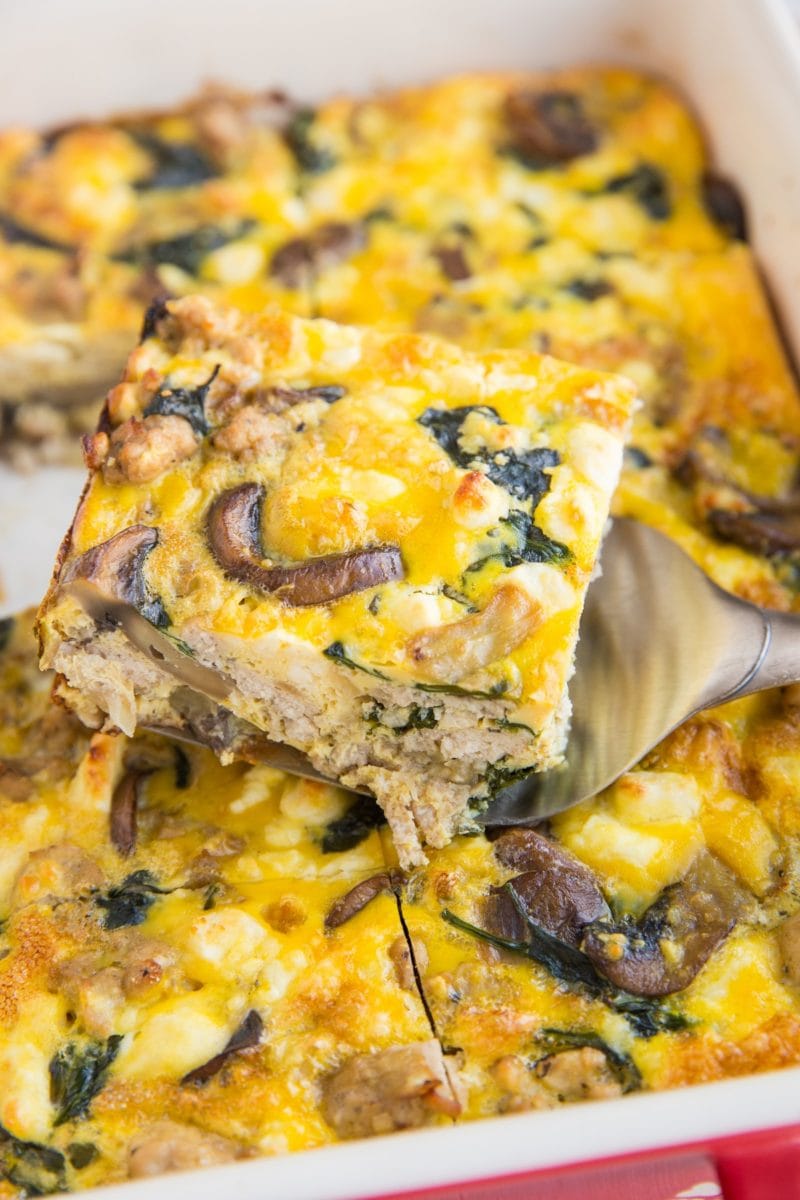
(110, 769, 145, 857)
(406, 584, 541, 684)
(702, 172, 748, 242)
(269, 384, 347, 408)
(207, 483, 404, 606)
(581, 852, 745, 997)
(708, 507, 800, 557)
(673, 438, 800, 555)
(490, 830, 611, 945)
(325, 870, 403, 930)
(63, 525, 167, 628)
(63, 526, 232, 703)
(181, 1009, 263, 1085)
(432, 244, 471, 282)
(269, 221, 365, 288)
(504, 90, 598, 164)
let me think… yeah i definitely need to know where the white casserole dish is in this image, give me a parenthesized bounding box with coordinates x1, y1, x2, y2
(1, 0, 800, 1193)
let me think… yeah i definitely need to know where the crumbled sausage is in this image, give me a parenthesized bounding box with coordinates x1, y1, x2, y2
(534, 1047, 623, 1102)
(388, 935, 428, 990)
(490, 1054, 553, 1113)
(104, 414, 199, 483)
(191, 93, 252, 164)
(128, 1121, 244, 1178)
(778, 912, 800, 985)
(0, 760, 35, 801)
(11, 843, 105, 910)
(82, 430, 110, 472)
(321, 1040, 462, 1138)
(10, 258, 87, 321)
(212, 404, 288, 461)
(53, 931, 178, 1035)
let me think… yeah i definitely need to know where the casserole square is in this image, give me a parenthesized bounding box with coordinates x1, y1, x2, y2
(37, 297, 635, 867)
(0, 612, 459, 1187)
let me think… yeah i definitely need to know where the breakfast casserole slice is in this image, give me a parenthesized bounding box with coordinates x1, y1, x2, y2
(38, 296, 636, 868)
(390, 685, 800, 1120)
(294, 69, 735, 259)
(0, 612, 462, 1190)
(0, 87, 314, 465)
(0, 65, 743, 467)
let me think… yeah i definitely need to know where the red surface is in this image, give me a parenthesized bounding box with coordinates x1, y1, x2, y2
(374, 1123, 800, 1200)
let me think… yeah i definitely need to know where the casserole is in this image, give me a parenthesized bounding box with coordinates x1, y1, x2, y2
(2, 0, 800, 1195)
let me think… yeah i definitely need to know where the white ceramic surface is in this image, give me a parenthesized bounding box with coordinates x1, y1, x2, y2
(1, 0, 800, 1192)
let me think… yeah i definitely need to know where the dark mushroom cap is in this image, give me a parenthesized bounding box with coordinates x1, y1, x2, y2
(62, 525, 167, 627)
(325, 870, 403, 930)
(110, 768, 145, 857)
(181, 1010, 263, 1086)
(269, 221, 365, 288)
(432, 243, 472, 282)
(708, 507, 800, 557)
(701, 172, 748, 242)
(504, 90, 598, 165)
(581, 852, 746, 997)
(63, 525, 232, 702)
(206, 482, 404, 606)
(489, 829, 611, 947)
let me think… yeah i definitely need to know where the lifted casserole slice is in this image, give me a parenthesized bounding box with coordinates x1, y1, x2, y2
(38, 296, 635, 867)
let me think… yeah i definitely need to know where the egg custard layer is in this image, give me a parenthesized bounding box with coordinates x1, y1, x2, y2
(0, 612, 461, 1192)
(8, 63, 800, 1192)
(37, 297, 635, 868)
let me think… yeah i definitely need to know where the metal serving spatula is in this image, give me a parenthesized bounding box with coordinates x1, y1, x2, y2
(153, 519, 800, 822)
(486, 517, 800, 824)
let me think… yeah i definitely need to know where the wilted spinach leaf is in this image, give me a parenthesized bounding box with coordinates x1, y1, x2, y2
(533, 1028, 641, 1092)
(369, 704, 440, 733)
(394, 705, 439, 733)
(483, 759, 536, 796)
(418, 405, 560, 501)
(49, 1037, 123, 1125)
(130, 131, 217, 191)
(66, 1143, 98, 1170)
(466, 508, 570, 576)
(442, 904, 603, 991)
(601, 163, 671, 220)
(322, 794, 386, 854)
(0, 616, 14, 654)
(115, 220, 254, 276)
(0, 213, 72, 253)
(442, 893, 688, 1038)
(323, 641, 389, 680)
(144, 363, 219, 435)
(564, 277, 613, 301)
(284, 108, 337, 173)
(500, 508, 570, 564)
(0, 1126, 67, 1196)
(95, 870, 167, 930)
(418, 405, 502, 460)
